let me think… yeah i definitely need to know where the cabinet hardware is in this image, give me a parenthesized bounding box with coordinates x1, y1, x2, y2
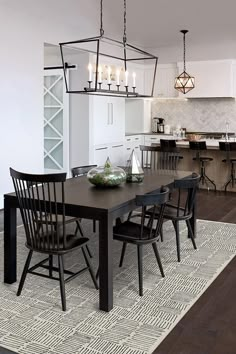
(96, 147, 108, 151)
(112, 144, 123, 148)
(126, 138, 131, 141)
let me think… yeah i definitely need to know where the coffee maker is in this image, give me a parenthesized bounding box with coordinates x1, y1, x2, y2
(152, 117, 165, 133)
(157, 118, 165, 133)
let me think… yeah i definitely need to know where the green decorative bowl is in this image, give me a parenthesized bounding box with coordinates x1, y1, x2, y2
(87, 160, 126, 187)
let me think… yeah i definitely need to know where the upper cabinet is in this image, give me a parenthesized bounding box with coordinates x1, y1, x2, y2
(144, 64, 178, 98)
(178, 60, 236, 98)
(92, 96, 125, 145)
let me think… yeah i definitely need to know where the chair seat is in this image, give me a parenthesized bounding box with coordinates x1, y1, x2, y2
(27, 234, 89, 254)
(113, 221, 157, 244)
(193, 157, 213, 162)
(222, 159, 236, 163)
(147, 203, 192, 222)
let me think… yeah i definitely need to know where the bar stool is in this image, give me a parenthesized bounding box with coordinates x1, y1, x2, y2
(219, 141, 236, 191)
(159, 139, 183, 170)
(189, 141, 216, 191)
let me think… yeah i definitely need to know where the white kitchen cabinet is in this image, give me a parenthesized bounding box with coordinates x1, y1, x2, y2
(124, 135, 144, 164)
(144, 135, 161, 145)
(178, 60, 236, 98)
(144, 64, 178, 98)
(125, 99, 151, 133)
(93, 144, 110, 166)
(93, 141, 125, 167)
(92, 96, 125, 145)
(110, 143, 125, 166)
(144, 134, 173, 145)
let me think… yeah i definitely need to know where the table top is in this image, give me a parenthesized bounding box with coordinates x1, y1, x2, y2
(62, 169, 192, 212)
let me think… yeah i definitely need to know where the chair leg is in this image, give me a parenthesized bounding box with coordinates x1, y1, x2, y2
(95, 267, 99, 280)
(160, 226, 164, 242)
(75, 220, 93, 259)
(173, 220, 181, 262)
(186, 219, 197, 250)
(119, 242, 127, 267)
(93, 219, 96, 233)
(81, 247, 99, 290)
(49, 255, 53, 277)
(17, 250, 33, 296)
(137, 245, 143, 296)
(152, 242, 165, 277)
(58, 255, 66, 311)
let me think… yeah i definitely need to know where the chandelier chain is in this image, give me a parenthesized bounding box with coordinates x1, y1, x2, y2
(123, 0, 127, 44)
(100, 0, 104, 36)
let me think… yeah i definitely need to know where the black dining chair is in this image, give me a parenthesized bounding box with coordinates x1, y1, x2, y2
(113, 186, 169, 296)
(145, 173, 200, 262)
(159, 139, 183, 170)
(71, 165, 97, 238)
(139, 145, 159, 170)
(10, 168, 98, 311)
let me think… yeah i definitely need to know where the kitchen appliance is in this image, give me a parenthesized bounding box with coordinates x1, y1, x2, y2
(152, 117, 165, 133)
(157, 118, 165, 133)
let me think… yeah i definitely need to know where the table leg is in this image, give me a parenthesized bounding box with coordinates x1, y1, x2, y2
(99, 213, 113, 312)
(4, 196, 17, 284)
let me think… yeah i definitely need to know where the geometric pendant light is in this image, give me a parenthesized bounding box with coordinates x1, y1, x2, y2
(174, 30, 195, 94)
(59, 0, 158, 98)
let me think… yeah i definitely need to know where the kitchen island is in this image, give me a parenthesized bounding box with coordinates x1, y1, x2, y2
(164, 138, 236, 191)
(125, 133, 236, 191)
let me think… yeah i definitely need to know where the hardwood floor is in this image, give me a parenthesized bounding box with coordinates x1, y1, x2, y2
(154, 190, 236, 354)
(1, 190, 236, 354)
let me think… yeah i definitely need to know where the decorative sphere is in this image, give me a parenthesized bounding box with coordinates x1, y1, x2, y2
(87, 159, 126, 187)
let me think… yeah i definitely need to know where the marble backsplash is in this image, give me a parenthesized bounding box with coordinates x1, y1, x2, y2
(151, 98, 236, 133)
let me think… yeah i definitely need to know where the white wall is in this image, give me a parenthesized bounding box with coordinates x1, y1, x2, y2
(0, 8, 44, 209)
(0, 1, 98, 209)
(151, 40, 236, 64)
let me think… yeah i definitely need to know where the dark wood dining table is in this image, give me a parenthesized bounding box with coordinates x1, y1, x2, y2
(4, 169, 195, 312)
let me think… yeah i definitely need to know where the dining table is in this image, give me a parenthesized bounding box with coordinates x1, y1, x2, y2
(4, 169, 196, 312)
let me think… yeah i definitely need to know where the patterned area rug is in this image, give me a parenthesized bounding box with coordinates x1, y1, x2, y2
(0, 219, 236, 354)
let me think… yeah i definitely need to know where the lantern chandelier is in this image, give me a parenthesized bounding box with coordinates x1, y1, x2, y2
(59, 0, 158, 98)
(174, 30, 195, 94)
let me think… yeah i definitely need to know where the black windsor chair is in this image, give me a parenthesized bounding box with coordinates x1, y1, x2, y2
(71, 165, 98, 257)
(10, 168, 98, 311)
(145, 173, 200, 262)
(113, 186, 169, 296)
(159, 139, 183, 170)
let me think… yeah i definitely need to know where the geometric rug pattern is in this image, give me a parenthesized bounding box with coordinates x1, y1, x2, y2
(0, 219, 235, 354)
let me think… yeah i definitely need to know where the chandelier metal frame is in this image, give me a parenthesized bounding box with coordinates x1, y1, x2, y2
(59, 0, 158, 98)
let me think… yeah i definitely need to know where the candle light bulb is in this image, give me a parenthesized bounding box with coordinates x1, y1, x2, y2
(88, 63, 93, 82)
(116, 69, 120, 85)
(98, 66, 102, 83)
(125, 71, 129, 86)
(108, 66, 111, 84)
(132, 72, 136, 87)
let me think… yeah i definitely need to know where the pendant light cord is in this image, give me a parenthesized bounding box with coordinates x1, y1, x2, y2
(100, 0, 104, 36)
(183, 31, 186, 72)
(123, 0, 127, 45)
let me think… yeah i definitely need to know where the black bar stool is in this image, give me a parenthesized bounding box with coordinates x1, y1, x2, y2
(219, 141, 236, 191)
(189, 141, 216, 191)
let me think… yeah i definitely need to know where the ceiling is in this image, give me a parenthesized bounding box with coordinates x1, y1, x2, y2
(4, 0, 236, 49)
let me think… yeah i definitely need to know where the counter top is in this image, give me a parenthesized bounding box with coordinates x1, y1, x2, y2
(125, 132, 172, 136)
